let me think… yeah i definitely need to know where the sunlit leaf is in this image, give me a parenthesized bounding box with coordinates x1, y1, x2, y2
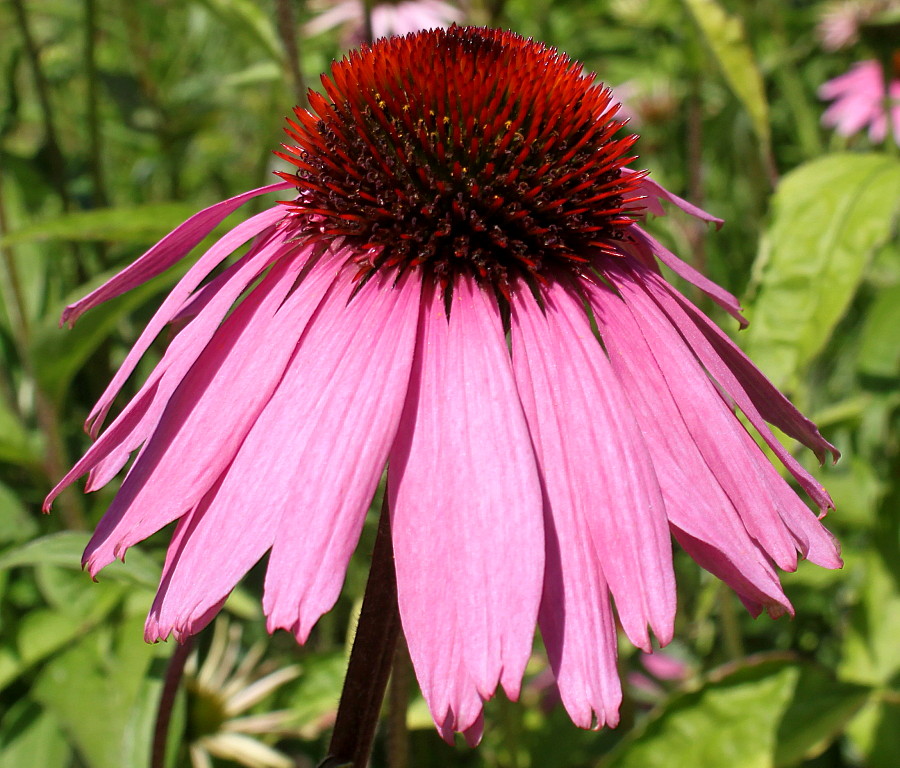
(30, 261, 187, 404)
(857, 283, 900, 378)
(601, 655, 868, 768)
(0, 399, 42, 469)
(194, 0, 284, 64)
(0, 532, 161, 589)
(0, 203, 199, 246)
(681, 0, 770, 150)
(0, 701, 71, 768)
(743, 153, 900, 388)
(32, 612, 171, 768)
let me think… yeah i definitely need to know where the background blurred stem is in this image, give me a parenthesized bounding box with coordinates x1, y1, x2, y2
(764, 0, 823, 161)
(83, 0, 109, 209)
(118, 0, 182, 198)
(686, 75, 707, 280)
(276, 0, 308, 108)
(11, 0, 73, 213)
(0, 180, 85, 530)
(717, 583, 745, 661)
(362, 0, 374, 44)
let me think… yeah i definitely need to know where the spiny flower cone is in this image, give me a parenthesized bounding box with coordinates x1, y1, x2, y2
(47, 26, 841, 744)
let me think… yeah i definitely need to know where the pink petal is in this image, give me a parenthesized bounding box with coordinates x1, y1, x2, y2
(623, 168, 724, 229)
(62, 183, 291, 327)
(627, 262, 836, 512)
(46, 237, 309, 511)
(145, 480, 276, 643)
(85, 206, 287, 437)
(83, 247, 341, 576)
(628, 225, 747, 326)
(596, 266, 841, 570)
(261, 269, 422, 641)
(662, 285, 838, 464)
(388, 276, 544, 736)
(590, 278, 793, 611)
(511, 285, 674, 655)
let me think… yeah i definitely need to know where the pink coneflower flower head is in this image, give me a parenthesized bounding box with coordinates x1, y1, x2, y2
(47, 26, 841, 744)
(819, 56, 900, 145)
(305, 0, 463, 44)
(817, 1, 900, 50)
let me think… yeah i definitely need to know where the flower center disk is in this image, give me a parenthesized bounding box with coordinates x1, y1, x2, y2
(278, 26, 644, 296)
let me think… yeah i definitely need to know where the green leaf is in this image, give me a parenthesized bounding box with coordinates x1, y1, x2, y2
(681, 0, 770, 150)
(0, 203, 199, 246)
(847, 698, 900, 768)
(32, 611, 172, 768)
(30, 260, 187, 404)
(743, 154, 900, 389)
(774, 664, 870, 766)
(600, 655, 868, 768)
(857, 283, 900, 378)
(840, 551, 900, 687)
(0, 701, 71, 768)
(0, 531, 162, 589)
(194, 0, 284, 64)
(0, 399, 42, 469)
(0, 480, 39, 544)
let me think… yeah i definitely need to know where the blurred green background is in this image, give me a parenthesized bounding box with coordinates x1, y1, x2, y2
(1, 1, 898, 766)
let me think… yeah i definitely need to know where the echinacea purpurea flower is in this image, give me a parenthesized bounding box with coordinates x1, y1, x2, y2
(819, 56, 900, 145)
(46, 26, 842, 745)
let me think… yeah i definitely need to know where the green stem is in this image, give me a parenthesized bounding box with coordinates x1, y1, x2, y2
(717, 583, 745, 661)
(275, 0, 308, 107)
(10, 0, 73, 213)
(362, 0, 375, 45)
(84, 0, 109, 208)
(0, 170, 85, 530)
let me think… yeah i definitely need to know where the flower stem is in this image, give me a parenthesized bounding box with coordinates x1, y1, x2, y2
(321, 495, 400, 767)
(151, 637, 194, 768)
(387, 640, 411, 768)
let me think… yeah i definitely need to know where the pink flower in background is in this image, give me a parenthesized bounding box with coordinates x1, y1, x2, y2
(819, 59, 900, 145)
(47, 27, 841, 744)
(817, 1, 900, 51)
(305, 0, 463, 43)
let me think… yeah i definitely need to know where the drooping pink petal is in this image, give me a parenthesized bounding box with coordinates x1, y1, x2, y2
(627, 225, 747, 326)
(654, 281, 839, 464)
(589, 278, 793, 611)
(46, 237, 306, 509)
(261, 269, 422, 641)
(623, 168, 724, 228)
(167, 221, 284, 325)
(622, 262, 836, 513)
(596, 265, 841, 570)
(388, 276, 544, 738)
(511, 285, 674, 656)
(144, 483, 230, 642)
(82, 247, 341, 577)
(726, 410, 843, 570)
(62, 183, 291, 327)
(146, 264, 420, 643)
(85, 207, 288, 437)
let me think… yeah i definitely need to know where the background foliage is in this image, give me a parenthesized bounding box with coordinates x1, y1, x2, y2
(1, 1, 898, 766)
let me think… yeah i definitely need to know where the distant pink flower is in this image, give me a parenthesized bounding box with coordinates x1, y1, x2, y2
(819, 59, 900, 145)
(305, 0, 463, 43)
(47, 27, 841, 745)
(817, 1, 899, 51)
